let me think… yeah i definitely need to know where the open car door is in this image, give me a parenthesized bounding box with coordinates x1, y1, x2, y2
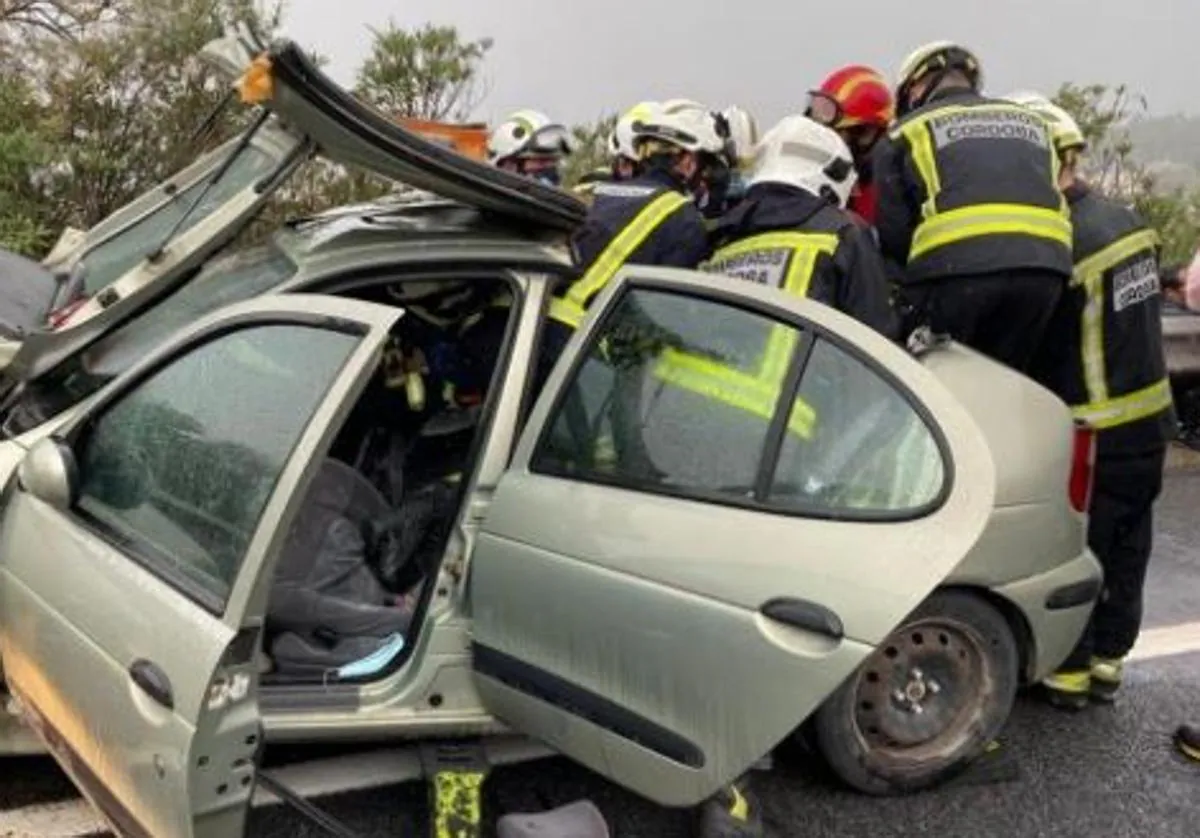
(466, 267, 999, 806)
(0, 294, 402, 838)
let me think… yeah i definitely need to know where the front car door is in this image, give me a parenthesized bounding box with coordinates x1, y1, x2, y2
(467, 267, 998, 806)
(0, 295, 402, 837)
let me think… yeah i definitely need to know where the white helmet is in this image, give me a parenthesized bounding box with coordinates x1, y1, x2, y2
(1004, 90, 1086, 155)
(721, 106, 760, 169)
(896, 41, 983, 107)
(487, 109, 573, 164)
(631, 99, 727, 159)
(746, 115, 858, 208)
(609, 101, 659, 161)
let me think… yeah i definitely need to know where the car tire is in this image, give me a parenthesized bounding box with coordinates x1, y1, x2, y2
(811, 589, 1019, 796)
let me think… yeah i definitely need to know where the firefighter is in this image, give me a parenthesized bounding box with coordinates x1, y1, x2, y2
(873, 41, 1073, 371)
(533, 100, 725, 393)
(714, 105, 761, 214)
(1010, 91, 1177, 710)
(487, 109, 573, 186)
(804, 64, 895, 225)
(707, 114, 897, 337)
(572, 101, 659, 203)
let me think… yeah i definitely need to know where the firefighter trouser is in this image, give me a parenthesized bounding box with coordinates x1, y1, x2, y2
(1061, 444, 1167, 669)
(904, 269, 1065, 373)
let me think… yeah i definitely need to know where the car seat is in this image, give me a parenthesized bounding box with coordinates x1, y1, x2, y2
(267, 457, 414, 679)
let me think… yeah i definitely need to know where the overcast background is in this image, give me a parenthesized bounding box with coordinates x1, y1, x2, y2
(283, 0, 1195, 126)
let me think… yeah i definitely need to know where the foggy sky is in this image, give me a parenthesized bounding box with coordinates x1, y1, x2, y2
(283, 0, 1195, 126)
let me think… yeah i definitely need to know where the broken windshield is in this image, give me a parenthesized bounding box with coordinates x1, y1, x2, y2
(76, 142, 279, 295)
(5, 241, 298, 436)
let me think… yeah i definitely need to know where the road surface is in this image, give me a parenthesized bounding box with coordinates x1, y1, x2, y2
(2, 457, 1198, 838)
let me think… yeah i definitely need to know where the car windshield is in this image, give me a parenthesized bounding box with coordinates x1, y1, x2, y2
(77, 144, 280, 296)
(14, 241, 299, 428)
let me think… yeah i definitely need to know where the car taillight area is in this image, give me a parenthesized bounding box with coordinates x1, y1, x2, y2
(1068, 421, 1097, 513)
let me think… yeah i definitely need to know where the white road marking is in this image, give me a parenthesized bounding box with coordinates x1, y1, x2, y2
(1127, 620, 1200, 663)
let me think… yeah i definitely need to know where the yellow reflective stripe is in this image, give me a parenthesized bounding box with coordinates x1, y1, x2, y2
(1073, 228, 1161, 404)
(566, 191, 690, 310)
(1073, 228, 1161, 288)
(548, 296, 584, 328)
(708, 231, 838, 385)
(549, 190, 688, 329)
(654, 348, 816, 439)
(910, 203, 1072, 259)
(899, 120, 940, 219)
(1071, 377, 1173, 430)
(1080, 274, 1107, 403)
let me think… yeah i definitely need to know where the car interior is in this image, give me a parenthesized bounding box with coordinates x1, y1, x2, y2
(257, 273, 518, 686)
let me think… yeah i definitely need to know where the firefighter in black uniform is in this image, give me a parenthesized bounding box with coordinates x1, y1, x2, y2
(873, 41, 1074, 371)
(1011, 92, 1177, 710)
(707, 114, 897, 338)
(536, 99, 730, 389)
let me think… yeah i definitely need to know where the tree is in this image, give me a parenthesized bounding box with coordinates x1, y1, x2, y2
(354, 21, 492, 121)
(1053, 82, 1200, 265)
(0, 0, 288, 256)
(562, 114, 616, 188)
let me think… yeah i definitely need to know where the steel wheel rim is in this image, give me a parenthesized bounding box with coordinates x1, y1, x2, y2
(851, 616, 993, 769)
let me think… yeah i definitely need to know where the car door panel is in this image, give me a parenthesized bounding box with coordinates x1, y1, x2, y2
(0, 295, 402, 838)
(469, 267, 996, 807)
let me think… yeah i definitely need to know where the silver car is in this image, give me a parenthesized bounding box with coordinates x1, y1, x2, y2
(0, 29, 1102, 838)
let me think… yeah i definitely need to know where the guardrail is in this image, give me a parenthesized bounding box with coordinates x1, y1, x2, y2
(1164, 309, 1200, 378)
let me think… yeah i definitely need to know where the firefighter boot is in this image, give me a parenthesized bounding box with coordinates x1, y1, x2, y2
(1041, 670, 1090, 711)
(696, 776, 763, 838)
(1089, 657, 1125, 703)
(1175, 724, 1200, 762)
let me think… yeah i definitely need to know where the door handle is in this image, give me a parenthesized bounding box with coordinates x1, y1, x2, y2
(760, 598, 844, 640)
(129, 659, 174, 710)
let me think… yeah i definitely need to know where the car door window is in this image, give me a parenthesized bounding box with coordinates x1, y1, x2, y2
(770, 336, 947, 516)
(530, 287, 803, 501)
(77, 145, 277, 295)
(73, 323, 360, 610)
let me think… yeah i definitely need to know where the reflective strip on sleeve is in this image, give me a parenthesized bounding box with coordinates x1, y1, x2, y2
(1073, 228, 1161, 405)
(550, 190, 691, 328)
(1071, 376, 1173, 430)
(909, 203, 1072, 260)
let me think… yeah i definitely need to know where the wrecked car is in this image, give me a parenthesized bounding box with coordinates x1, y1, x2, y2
(0, 28, 1103, 838)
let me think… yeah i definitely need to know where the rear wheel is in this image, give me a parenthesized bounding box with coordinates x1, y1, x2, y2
(812, 590, 1018, 795)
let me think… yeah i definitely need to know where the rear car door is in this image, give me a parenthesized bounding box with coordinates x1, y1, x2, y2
(467, 267, 998, 806)
(0, 295, 402, 838)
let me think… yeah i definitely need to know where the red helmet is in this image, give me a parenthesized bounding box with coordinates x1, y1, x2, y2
(806, 65, 895, 131)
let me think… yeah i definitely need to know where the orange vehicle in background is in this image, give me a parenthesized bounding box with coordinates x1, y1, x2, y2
(397, 118, 490, 161)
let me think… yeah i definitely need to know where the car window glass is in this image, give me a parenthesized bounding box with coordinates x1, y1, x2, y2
(78, 145, 276, 295)
(74, 323, 359, 608)
(530, 287, 799, 499)
(771, 337, 945, 515)
(19, 243, 299, 427)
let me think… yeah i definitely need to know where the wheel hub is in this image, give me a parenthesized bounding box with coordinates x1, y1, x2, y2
(854, 620, 984, 751)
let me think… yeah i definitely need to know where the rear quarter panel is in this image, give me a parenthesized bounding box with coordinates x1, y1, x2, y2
(919, 344, 1087, 585)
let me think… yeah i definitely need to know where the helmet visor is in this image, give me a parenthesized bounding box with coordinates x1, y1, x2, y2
(526, 124, 572, 156)
(805, 91, 844, 128)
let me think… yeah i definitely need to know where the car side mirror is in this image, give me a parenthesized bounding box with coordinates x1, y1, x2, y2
(17, 437, 79, 511)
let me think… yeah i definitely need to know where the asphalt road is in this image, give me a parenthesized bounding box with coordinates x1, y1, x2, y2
(3, 464, 1198, 838)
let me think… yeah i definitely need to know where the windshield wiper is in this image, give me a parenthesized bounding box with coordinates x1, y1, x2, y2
(146, 106, 271, 263)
